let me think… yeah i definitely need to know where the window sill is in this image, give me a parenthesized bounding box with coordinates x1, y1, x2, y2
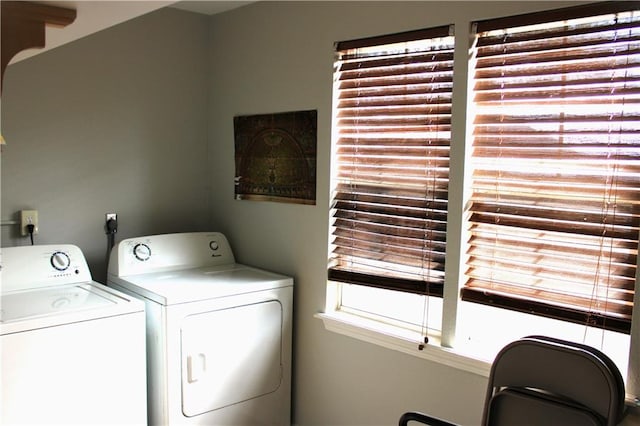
(315, 311, 491, 378)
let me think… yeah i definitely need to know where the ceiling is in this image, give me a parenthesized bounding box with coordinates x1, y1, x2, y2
(10, 1, 253, 64)
(171, 1, 253, 15)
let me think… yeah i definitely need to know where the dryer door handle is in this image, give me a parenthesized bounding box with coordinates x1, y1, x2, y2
(187, 353, 206, 383)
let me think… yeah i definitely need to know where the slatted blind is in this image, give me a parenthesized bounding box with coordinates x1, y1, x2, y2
(328, 26, 454, 296)
(464, 2, 640, 333)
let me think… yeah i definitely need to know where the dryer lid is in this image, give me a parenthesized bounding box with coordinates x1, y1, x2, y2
(108, 264, 293, 306)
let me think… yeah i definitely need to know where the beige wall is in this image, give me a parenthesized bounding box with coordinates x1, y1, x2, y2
(1, 8, 211, 282)
(205, 2, 589, 425)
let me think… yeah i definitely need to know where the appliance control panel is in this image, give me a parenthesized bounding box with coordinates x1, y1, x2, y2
(1, 245, 92, 293)
(108, 232, 236, 276)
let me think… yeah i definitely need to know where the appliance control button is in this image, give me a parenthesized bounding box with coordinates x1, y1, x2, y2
(209, 240, 219, 251)
(50, 251, 71, 271)
(133, 243, 151, 261)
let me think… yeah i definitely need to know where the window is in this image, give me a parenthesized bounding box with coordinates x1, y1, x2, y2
(324, 0, 639, 396)
(328, 26, 455, 300)
(464, 1, 640, 334)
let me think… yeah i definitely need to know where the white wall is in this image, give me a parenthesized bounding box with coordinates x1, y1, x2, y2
(205, 2, 591, 425)
(1, 8, 211, 282)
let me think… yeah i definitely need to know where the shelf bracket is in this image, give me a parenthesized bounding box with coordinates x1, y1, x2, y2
(1, 1, 76, 92)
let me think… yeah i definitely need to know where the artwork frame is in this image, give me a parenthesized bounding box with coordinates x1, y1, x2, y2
(233, 109, 317, 205)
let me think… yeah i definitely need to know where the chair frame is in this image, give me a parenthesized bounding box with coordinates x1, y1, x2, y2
(399, 336, 626, 426)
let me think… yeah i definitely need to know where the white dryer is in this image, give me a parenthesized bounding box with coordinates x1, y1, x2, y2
(0, 244, 147, 425)
(107, 232, 293, 426)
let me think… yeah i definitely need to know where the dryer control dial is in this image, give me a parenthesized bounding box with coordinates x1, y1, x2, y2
(50, 251, 71, 271)
(133, 243, 151, 261)
(209, 240, 222, 257)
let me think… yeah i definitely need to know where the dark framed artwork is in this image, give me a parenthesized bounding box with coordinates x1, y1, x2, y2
(233, 110, 317, 205)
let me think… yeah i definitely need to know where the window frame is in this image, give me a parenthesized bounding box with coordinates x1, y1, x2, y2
(463, 0, 640, 334)
(323, 0, 640, 402)
(328, 25, 456, 299)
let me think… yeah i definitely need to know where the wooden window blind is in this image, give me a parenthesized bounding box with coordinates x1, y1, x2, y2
(328, 26, 454, 297)
(464, 2, 640, 333)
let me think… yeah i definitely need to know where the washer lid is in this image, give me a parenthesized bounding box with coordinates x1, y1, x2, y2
(0, 282, 144, 335)
(108, 263, 293, 306)
(1, 284, 113, 322)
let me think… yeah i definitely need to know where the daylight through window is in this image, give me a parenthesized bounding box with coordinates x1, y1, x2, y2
(464, 2, 640, 334)
(328, 26, 455, 298)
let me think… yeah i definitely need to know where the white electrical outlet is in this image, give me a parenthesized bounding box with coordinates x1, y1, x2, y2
(105, 213, 118, 234)
(20, 210, 39, 236)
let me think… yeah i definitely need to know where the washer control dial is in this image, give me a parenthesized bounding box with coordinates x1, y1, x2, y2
(51, 251, 71, 271)
(133, 243, 151, 261)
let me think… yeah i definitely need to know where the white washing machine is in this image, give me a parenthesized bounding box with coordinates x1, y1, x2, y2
(107, 232, 293, 426)
(0, 244, 147, 425)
